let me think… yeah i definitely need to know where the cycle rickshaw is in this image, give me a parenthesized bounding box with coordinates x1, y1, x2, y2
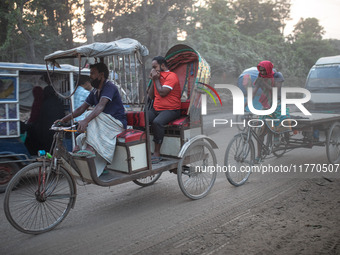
(224, 111, 340, 186)
(3, 38, 218, 234)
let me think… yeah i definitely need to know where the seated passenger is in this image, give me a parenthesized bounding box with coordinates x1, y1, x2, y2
(148, 56, 181, 164)
(55, 62, 126, 176)
(74, 75, 92, 122)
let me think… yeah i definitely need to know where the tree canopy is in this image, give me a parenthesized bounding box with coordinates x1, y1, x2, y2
(232, 0, 291, 37)
(0, 0, 338, 85)
(293, 17, 325, 41)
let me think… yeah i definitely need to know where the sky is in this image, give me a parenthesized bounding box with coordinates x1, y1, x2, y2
(285, 0, 340, 39)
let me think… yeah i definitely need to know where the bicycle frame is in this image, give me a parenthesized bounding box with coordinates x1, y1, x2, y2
(34, 129, 79, 201)
(242, 115, 284, 161)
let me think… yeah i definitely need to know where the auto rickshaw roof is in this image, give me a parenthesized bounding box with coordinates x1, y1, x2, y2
(0, 62, 88, 74)
(44, 38, 149, 62)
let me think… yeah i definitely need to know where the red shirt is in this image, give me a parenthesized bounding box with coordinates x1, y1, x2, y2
(153, 71, 181, 111)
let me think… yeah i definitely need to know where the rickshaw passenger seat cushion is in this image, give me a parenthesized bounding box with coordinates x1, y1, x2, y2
(167, 116, 190, 127)
(126, 111, 145, 128)
(117, 129, 146, 143)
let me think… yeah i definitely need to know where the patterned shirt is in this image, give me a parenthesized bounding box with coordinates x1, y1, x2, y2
(74, 86, 90, 121)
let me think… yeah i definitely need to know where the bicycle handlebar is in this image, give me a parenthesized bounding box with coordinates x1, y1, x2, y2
(51, 122, 78, 132)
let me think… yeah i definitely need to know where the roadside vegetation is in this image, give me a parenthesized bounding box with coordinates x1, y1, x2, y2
(1, 0, 339, 86)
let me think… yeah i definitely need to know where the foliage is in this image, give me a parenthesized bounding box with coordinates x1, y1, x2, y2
(184, 0, 297, 80)
(0, 0, 338, 85)
(292, 38, 338, 74)
(0, 0, 78, 63)
(287, 18, 336, 76)
(94, 0, 194, 59)
(184, 0, 242, 75)
(293, 17, 325, 41)
(232, 0, 291, 37)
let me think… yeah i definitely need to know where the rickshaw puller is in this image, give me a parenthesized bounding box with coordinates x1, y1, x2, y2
(55, 62, 127, 176)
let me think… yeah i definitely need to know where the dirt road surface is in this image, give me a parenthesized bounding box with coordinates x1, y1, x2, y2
(1, 110, 339, 255)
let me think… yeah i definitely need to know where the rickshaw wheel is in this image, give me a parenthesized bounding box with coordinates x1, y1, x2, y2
(0, 161, 20, 193)
(326, 122, 340, 164)
(177, 141, 217, 200)
(4, 162, 75, 234)
(133, 173, 162, 187)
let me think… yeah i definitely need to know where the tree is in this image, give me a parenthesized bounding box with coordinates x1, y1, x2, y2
(328, 39, 340, 53)
(288, 18, 334, 76)
(184, 0, 308, 87)
(293, 17, 325, 41)
(84, 0, 94, 43)
(291, 36, 336, 75)
(96, 0, 194, 58)
(0, 1, 9, 48)
(184, 0, 261, 76)
(232, 0, 291, 37)
(0, 0, 79, 63)
(5, 0, 37, 63)
(138, 0, 193, 55)
(96, 0, 139, 42)
(0, 0, 338, 84)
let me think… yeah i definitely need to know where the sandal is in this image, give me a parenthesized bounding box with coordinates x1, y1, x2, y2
(151, 156, 162, 164)
(254, 157, 262, 164)
(72, 150, 96, 158)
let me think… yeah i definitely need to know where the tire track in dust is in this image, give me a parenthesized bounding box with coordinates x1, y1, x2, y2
(122, 179, 299, 255)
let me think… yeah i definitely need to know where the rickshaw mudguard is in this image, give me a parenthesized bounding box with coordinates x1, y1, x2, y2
(177, 135, 218, 158)
(69, 173, 77, 209)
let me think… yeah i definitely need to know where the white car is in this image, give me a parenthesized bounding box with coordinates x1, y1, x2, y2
(305, 55, 340, 113)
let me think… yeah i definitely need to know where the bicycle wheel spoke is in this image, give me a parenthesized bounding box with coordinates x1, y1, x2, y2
(26, 202, 40, 230)
(44, 201, 63, 223)
(178, 141, 217, 200)
(4, 162, 75, 234)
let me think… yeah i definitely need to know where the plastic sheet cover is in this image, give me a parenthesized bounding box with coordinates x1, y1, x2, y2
(44, 38, 149, 62)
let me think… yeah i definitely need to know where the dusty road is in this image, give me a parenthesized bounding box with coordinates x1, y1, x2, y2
(1, 110, 339, 254)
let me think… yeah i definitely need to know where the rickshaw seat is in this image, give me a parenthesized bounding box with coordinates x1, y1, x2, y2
(117, 129, 146, 143)
(115, 112, 146, 144)
(167, 116, 189, 127)
(126, 111, 145, 128)
(125, 100, 191, 130)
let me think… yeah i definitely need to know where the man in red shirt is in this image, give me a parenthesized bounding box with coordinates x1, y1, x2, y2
(148, 56, 181, 164)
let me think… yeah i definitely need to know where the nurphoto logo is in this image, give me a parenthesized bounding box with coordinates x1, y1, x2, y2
(201, 84, 311, 116)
